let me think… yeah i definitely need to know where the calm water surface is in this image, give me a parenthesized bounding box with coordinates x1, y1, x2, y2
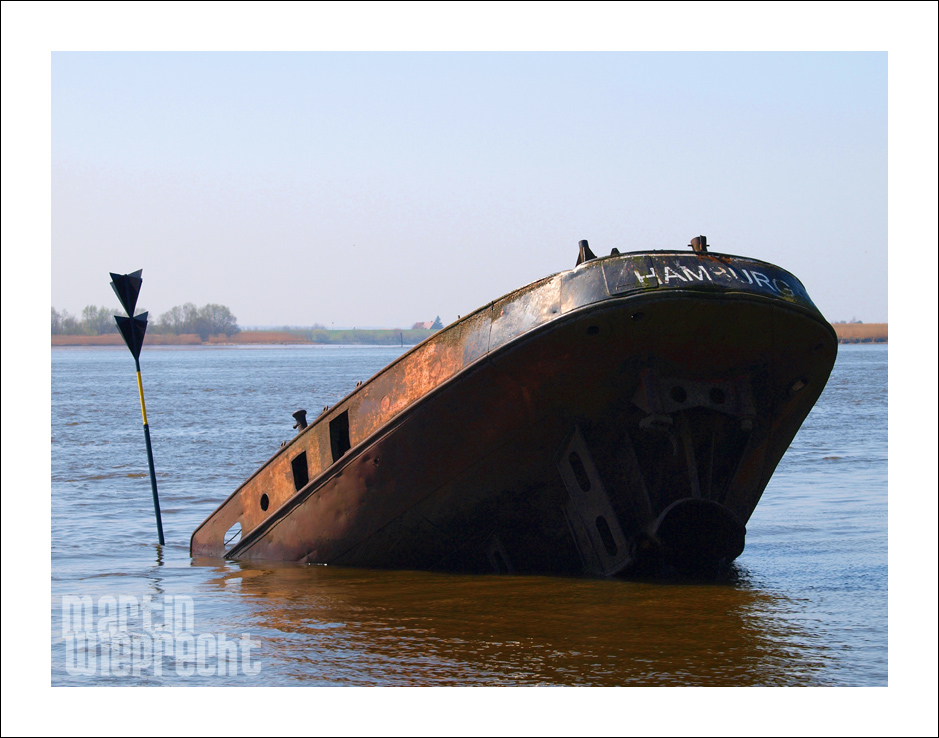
(50, 343, 887, 686)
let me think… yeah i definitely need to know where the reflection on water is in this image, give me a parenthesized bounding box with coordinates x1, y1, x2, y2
(177, 561, 827, 687)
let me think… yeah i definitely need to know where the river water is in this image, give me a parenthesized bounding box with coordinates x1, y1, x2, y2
(50, 343, 888, 688)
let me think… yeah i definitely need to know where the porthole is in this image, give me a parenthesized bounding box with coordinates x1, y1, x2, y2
(569, 452, 591, 492)
(595, 516, 618, 557)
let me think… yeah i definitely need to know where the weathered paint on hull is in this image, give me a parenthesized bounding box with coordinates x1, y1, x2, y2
(191, 250, 837, 576)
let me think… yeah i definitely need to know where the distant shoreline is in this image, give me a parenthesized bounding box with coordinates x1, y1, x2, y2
(50, 323, 888, 347)
(830, 323, 888, 343)
(51, 328, 436, 347)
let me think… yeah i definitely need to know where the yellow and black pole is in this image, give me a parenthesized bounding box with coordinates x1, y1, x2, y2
(111, 270, 165, 545)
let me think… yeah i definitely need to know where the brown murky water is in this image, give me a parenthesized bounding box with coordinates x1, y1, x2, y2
(186, 562, 835, 686)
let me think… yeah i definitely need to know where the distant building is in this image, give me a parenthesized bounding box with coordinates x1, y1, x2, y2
(412, 321, 434, 330)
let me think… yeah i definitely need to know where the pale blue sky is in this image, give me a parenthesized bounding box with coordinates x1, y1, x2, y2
(52, 50, 887, 326)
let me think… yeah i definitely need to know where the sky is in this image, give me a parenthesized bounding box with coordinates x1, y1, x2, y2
(50, 50, 889, 327)
(2, 2, 937, 732)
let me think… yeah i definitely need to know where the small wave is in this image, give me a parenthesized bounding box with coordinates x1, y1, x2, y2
(59, 472, 146, 481)
(822, 456, 843, 461)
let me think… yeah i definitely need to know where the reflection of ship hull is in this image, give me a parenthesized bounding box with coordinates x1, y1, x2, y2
(191, 249, 837, 576)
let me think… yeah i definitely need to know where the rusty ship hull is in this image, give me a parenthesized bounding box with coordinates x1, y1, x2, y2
(192, 248, 837, 576)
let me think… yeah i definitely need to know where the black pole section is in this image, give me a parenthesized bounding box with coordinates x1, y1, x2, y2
(136, 356, 165, 545)
(111, 269, 164, 545)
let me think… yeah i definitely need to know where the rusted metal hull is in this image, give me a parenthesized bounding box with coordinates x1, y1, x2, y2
(192, 250, 837, 576)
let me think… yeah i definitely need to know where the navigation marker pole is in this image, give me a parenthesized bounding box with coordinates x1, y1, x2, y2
(110, 269, 165, 545)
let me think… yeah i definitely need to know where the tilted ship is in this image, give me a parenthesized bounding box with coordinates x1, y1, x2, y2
(192, 237, 837, 576)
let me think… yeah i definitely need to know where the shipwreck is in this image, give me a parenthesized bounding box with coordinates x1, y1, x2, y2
(192, 237, 837, 576)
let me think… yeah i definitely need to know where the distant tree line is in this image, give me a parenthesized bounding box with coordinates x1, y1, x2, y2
(52, 306, 124, 336)
(152, 303, 239, 340)
(52, 303, 240, 341)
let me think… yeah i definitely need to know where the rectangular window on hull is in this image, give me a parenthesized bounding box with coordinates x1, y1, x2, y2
(330, 411, 351, 462)
(291, 451, 309, 491)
